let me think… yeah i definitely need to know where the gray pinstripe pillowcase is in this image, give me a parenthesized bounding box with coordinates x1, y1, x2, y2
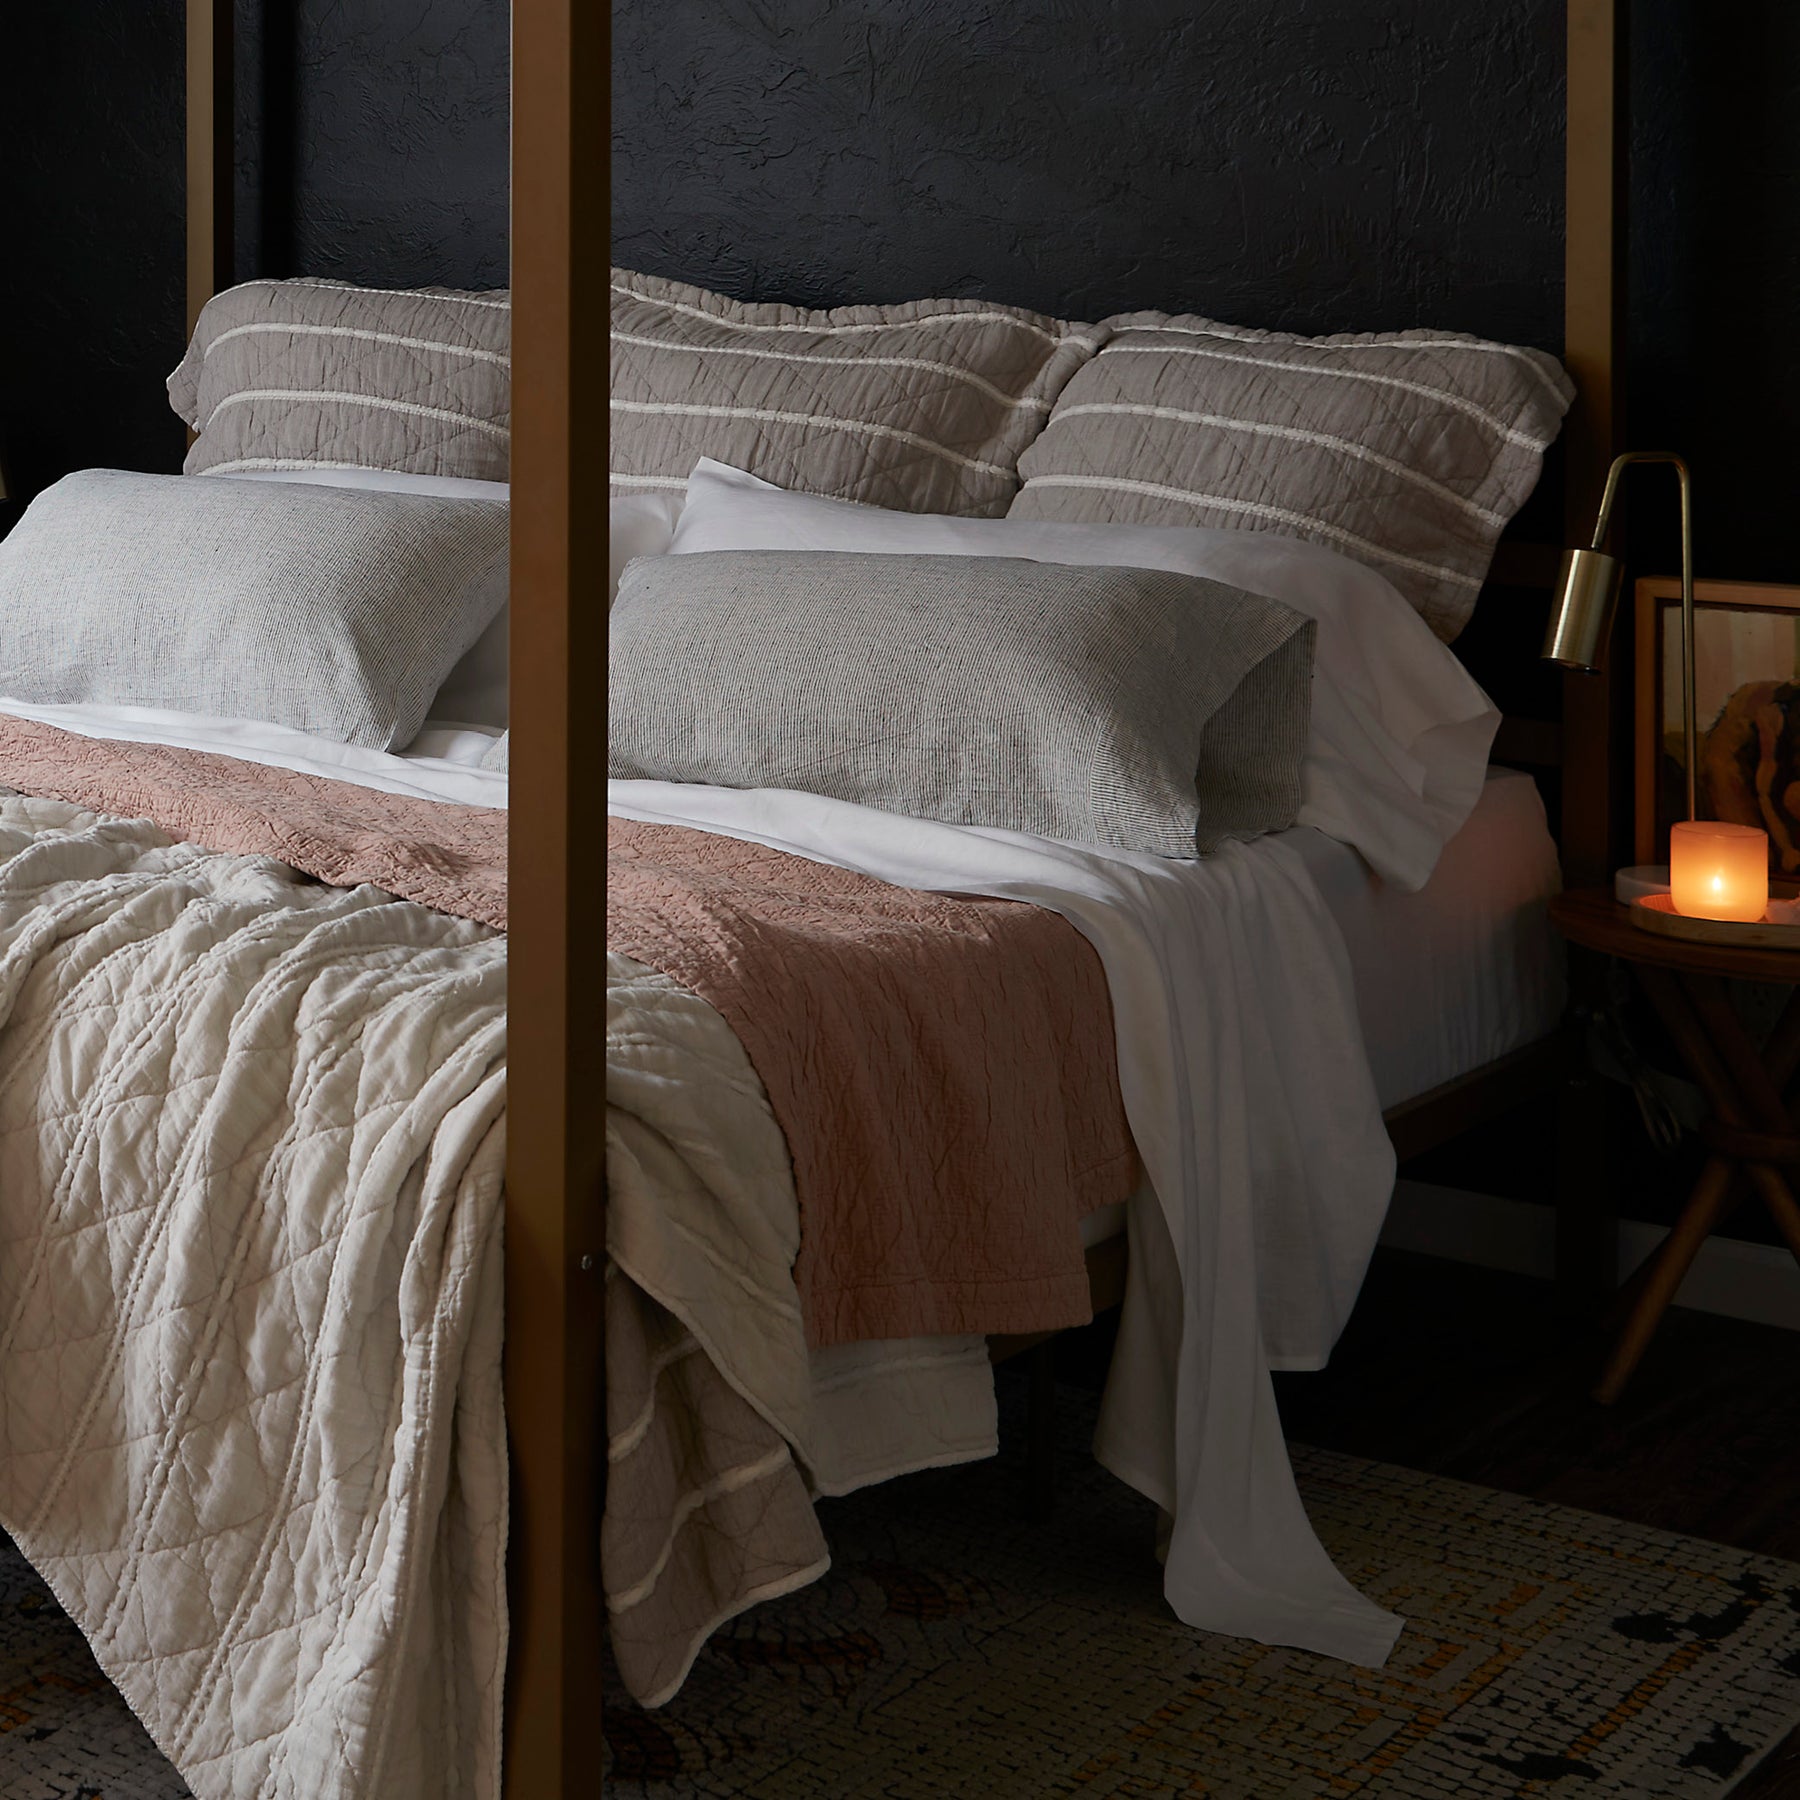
(609, 269, 1098, 518)
(169, 279, 511, 483)
(608, 550, 1315, 858)
(0, 471, 509, 750)
(1010, 313, 1574, 641)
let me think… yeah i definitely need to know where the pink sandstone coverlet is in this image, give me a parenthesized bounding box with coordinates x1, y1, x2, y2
(0, 715, 508, 928)
(607, 816, 1137, 1347)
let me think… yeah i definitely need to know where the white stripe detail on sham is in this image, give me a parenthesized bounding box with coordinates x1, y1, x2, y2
(1017, 472, 1483, 590)
(612, 281, 1093, 350)
(609, 472, 691, 491)
(1047, 401, 1511, 527)
(203, 320, 511, 369)
(204, 388, 511, 439)
(243, 277, 511, 312)
(1112, 319, 1572, 408)
(1094, 342, 1551, 450)
(610, 329, 1051, 411)
(607, 1446, 796, 1615)
(609, 400, 1014, 481)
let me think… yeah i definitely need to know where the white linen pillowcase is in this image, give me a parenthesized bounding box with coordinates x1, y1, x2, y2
(669, 458, 1499, 891)
(211, 474, 688, 732)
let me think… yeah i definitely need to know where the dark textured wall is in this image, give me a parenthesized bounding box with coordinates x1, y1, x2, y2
(0, 0, 508, 507)
(234, 0, 509, 289)
(0, 2, 188, 501)
(1627, 3, 1800, 585)
(612, 0, 1567, 348)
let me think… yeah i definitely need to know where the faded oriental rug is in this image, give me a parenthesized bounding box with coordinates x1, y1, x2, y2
(3, 1381, 1798, 1798)
(603, 1386, 1800, 1799)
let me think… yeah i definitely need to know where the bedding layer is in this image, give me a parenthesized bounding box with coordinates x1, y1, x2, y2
(0, 713, 507, 926)
(610, 268, 1094, 516)
(609, 549, 1316, 858)
(0, 794, 507, 1800)
(171, 278, 513, 484)
(605, 950, 997, 1705)
(610, 779, 1405, 1675)
(0, 471, 509, 751)
(607, 817, 1135, 1346)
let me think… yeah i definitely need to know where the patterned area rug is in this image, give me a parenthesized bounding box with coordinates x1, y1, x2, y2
(605, 1380, 1800, 1799)
(0, 1533, 189, 1798)
(3, 1379, 1797, 1800)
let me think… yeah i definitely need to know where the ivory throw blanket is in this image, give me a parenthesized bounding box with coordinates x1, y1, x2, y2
(607, 817, 1135, 1345)
(0, 781, 508, 1799)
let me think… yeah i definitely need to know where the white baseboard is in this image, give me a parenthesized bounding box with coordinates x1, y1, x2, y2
(1382, 1180, 1800, 1332)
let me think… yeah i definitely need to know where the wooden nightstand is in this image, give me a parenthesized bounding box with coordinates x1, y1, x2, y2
(1550, 889, 1800, 1400)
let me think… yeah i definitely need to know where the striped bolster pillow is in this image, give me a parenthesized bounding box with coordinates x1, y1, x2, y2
(1009, 312, 1575, 642)
(609, 268, 1098, 519)
(169, 278, 512, 484)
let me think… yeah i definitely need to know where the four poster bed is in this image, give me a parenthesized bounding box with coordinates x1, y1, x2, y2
(0, 3, 1629, 1797)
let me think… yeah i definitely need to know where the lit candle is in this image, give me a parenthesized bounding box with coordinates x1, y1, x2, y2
(1669, 820, 1769, 922)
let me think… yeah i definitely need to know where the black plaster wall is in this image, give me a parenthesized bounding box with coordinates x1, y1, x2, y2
(612, 0, 1567, 347)
(0, 0, 508, 505)
(0, 2, 188, 500)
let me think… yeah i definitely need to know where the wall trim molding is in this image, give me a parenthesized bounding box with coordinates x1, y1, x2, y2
(1383, 1180, 1800, 1332)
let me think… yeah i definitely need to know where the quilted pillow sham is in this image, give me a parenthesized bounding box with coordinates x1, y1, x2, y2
(1009, 312, 1574, 641)
(0, 470, 509, 750)
(610, 268, 1096, 518)
(170, 278, 511, 482)
(608, 549, 1315, 858)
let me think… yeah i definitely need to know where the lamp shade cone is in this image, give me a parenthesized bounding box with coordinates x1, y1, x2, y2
(1543, 547, 1624, 671)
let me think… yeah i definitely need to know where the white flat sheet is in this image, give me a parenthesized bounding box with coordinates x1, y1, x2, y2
(1079, 767, 1563, 1253)
(0, 697, 507, 809)
(608, 776, 1404, 1669)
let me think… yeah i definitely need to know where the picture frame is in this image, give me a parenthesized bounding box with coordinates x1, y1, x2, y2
(1635, 576, 1800, 881)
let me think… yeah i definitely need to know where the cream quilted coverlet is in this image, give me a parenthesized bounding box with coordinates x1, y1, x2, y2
(0, 796, 508, 1800)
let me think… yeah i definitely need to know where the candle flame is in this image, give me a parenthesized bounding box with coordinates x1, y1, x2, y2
(1712, 874, 1725, 892)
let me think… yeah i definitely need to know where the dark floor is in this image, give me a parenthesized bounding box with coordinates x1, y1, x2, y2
(1044, 1245, 1800, 1798)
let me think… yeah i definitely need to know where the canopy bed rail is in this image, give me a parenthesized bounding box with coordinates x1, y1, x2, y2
(176, 1, 1627, 1793)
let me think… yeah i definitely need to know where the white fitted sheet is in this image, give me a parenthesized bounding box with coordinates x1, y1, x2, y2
(1292, 764, 1564, 1111)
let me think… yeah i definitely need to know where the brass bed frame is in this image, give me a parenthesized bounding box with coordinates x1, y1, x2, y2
(177, 4, 1628, 1792)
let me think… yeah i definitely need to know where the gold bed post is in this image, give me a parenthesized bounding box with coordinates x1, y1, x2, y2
(1561, 0, 1629, 887)
(185, 0, 233, 335)
(506, 1, 608, 1795)
(1556, 0, 1630, 1308)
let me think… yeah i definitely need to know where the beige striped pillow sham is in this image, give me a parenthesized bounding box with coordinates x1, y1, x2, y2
(610, 269, 1097, 518)
(1010, 313, 1575, 641)
(169, 279, 512, 483)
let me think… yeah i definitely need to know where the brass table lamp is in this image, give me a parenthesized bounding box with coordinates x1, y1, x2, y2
(1546, 452, 1780, 928)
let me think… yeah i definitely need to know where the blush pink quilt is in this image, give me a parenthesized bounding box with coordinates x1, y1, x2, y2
(0, 716, 508, 928)
(607, 818, 1136, 1348)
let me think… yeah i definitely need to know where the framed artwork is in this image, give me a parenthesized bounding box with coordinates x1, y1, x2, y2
(1635, 578, 1800, 881)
